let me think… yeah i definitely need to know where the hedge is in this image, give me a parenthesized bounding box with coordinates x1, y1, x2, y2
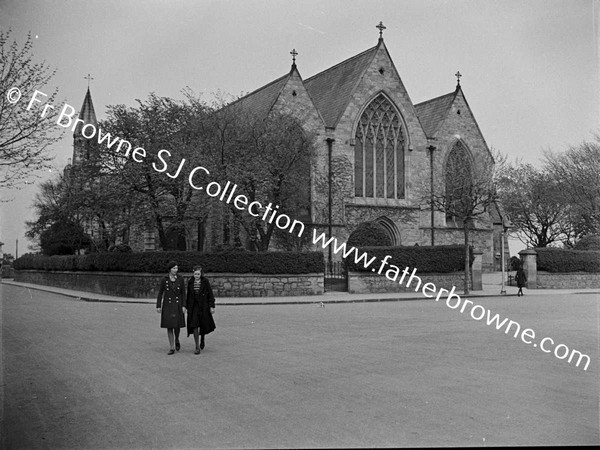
(535, 247, 600, 273)
(13, 251, 324, 274)
(346, 245, 473, 273)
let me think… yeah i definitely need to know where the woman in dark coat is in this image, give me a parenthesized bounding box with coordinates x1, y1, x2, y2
(515, 265, 527, 297)
(186, 265, 216, 355)
(156, 261, 186, 355)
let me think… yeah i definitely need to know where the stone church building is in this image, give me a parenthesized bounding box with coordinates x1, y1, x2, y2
(225, 25, 508, 271)
(69, 24, 509, 272)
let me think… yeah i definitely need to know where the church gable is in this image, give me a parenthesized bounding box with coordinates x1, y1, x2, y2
(335, 41, 428, 148)
(225, 66, 323, 131)
(331, 40, 429, 208)
(434, 86, 492, 166)
(270, 67, 325, 131)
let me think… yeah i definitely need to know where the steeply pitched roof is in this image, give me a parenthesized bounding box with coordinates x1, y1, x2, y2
(227, 72, 291, 121)
(414, 90, 456, 138)
(304, 45, 379, 128)
(73, 87, 97, 137)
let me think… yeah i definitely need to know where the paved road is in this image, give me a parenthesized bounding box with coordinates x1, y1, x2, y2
(1, 283, 598, 448)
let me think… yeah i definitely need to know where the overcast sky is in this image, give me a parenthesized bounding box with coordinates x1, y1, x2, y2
(1, 0, 598, 257)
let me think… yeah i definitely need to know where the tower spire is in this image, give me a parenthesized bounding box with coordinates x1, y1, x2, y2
(72, 85, 98, 165)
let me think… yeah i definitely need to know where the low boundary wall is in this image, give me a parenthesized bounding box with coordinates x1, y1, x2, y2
(536, 272, 600, 289)
(349, 271, 469, 294)
(519, 248, 600, 289)
(13, 270, 324, 298)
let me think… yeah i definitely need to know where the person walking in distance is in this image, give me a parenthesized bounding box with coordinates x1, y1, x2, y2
(156, 261, 186, 355)
(515, 265, 527, 297)
(186, 265, 216, 355)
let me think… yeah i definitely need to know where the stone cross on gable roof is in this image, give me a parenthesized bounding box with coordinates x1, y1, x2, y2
(455, 71, 462, 87)
(290, 48, 298, 66)
(84, 73, 94, 87)
(376, 21, 386, 39)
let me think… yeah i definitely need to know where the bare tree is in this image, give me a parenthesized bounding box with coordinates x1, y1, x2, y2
(210, 108, 316, 251)
(428, 144, 500, 294)
(497, 162, 574, 248)
(0, 30, 60, 193)
(99, 93, 213, 250)
(544, 136, 600, 238)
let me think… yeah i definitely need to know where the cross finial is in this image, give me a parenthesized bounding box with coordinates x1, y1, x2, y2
(290, 48, 298, 66)
(84, 73, 94, 88)
(376, 21, 386, 39)
(455, 71, 462, 87)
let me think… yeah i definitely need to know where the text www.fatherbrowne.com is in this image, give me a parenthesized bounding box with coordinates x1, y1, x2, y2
(313, 230, 592, 372)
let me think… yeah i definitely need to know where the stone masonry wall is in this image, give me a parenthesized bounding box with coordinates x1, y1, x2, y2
(536, 272, 600, 289)
(14, 271, 324, 298)
(349, 271, 468, 294)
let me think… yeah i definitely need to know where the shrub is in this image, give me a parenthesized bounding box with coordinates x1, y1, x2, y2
(573, 235, 600, 251)
(347, 222, 392, 247)
(535, 247, 600, 273)
(346, 245, 473, 273)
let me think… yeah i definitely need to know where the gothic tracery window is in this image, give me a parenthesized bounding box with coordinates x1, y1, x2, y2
(354, 94, 405, 199)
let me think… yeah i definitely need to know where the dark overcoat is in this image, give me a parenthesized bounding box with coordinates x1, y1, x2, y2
(186, 276, 216, 337)
(156, 275, 186, 328)
(515, 269, 527, 288)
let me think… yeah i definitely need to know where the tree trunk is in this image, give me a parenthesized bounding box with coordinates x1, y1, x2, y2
(155, 214, 167, 250)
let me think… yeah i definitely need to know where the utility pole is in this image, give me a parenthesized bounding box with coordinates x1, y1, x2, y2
(326, 138, 335, 264)
(428, 145, 436, 246)
(500, 228, 506, 295)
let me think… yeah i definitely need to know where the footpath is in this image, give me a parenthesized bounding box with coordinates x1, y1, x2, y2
(2, 274, 599, 305)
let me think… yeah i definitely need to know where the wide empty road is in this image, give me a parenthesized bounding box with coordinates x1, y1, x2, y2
(1, 283, 598, 448)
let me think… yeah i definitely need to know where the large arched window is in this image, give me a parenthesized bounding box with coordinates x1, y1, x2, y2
(354, 94, 405, 199)
(445, 141, 473, 227)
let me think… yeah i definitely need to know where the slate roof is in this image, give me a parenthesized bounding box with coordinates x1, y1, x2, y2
(414, 90, 457, 138)
(229, 72, 291, 121)
(304, 45, 379, 128)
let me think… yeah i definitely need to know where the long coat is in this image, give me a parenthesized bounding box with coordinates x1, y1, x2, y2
(186, 276, 216, 337)
(515, 269, 527, 288)
(156, 275, 186, 328)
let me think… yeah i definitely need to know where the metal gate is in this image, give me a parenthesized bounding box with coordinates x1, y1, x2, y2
(324, 260, 348, 292)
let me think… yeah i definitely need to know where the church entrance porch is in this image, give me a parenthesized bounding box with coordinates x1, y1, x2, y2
(324, 260, 348, 292)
